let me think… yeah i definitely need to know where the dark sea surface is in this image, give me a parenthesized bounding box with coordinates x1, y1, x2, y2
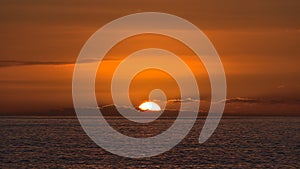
(0, 116, 299, 168)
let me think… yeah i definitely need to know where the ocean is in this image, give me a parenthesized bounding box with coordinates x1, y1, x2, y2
(0, 116, 299, 168)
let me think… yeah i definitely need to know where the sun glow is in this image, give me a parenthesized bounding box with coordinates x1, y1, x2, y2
(138, 101, 161, 111)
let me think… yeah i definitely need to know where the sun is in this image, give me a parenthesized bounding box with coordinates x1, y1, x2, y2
(138, 101, 161, 111)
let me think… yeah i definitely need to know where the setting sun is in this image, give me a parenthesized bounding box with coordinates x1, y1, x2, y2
(138, 102, 161, 111)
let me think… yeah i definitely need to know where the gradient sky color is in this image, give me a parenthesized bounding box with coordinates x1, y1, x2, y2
(0, 0, 299, 115)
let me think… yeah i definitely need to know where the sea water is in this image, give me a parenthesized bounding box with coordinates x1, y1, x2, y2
(0, 116, 299, 168)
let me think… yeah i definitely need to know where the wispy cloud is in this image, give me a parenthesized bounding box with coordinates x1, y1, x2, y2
(0, 60, 73, 68)
(226, 97, 300, 104)
(226, 97, 259, 104)
(167, 97, 200, 103)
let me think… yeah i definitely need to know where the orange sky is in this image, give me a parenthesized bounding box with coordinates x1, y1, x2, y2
(0, 0, 299, 115)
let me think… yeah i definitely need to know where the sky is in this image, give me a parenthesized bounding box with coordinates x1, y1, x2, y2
(0, 0, 299, 115)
